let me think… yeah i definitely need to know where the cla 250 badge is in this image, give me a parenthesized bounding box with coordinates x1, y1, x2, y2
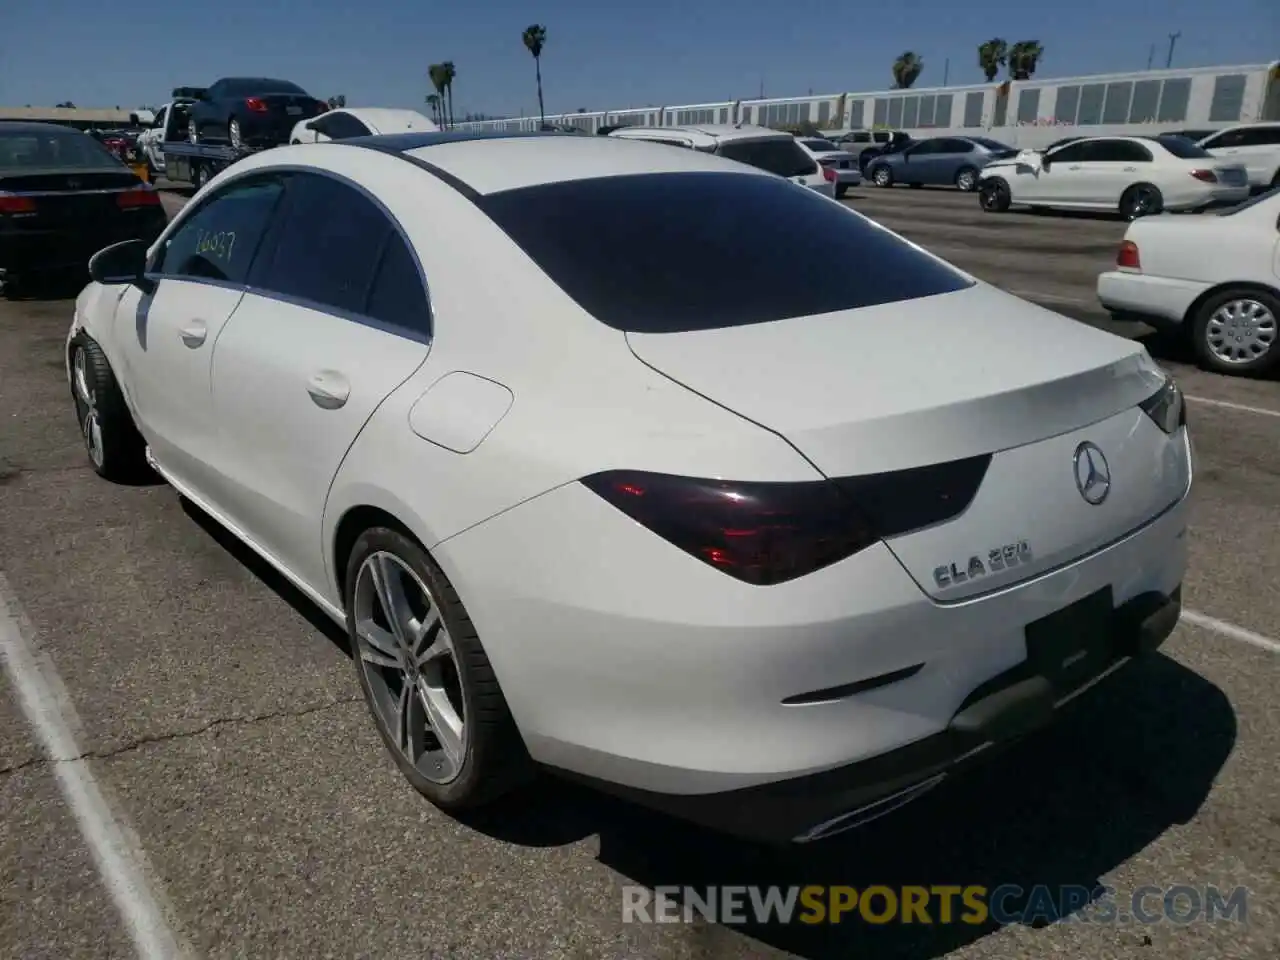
(933, 540, 1033, 590)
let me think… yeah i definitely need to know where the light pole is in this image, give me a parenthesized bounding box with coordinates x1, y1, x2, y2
(1165, 32, 1181, 69)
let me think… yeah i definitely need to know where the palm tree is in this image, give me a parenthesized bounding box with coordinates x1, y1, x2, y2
(425, 93, 442, 125)
(428, 64, 448, 127)
(327, 95, 346, 109)
(891, 52, 924, 89)
(978, 39, 1008, 82)
(1008, 41, 1044, 81)
(441, 61, 457, 129)
(522, 24, 548, 130)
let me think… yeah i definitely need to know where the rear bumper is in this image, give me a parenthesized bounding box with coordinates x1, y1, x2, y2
(1097, 270, 1208, 331)
(0, 215, 166, 276)
(566, 584, 1182, 845)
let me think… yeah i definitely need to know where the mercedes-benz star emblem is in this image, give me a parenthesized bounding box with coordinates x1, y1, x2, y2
(1073, 441, 1111, 505)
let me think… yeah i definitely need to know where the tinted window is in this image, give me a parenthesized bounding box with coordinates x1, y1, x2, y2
(906, 140, 939, 156)
(325, 113, 372, 139)
(477, 172, 973, 334)
(718, 138, 817, 177)
(219, 78, 306, 97)
(1153, 136, 1212, 159)
(1088, 140, 1152, 163)
(1240, 126, 1280, 147)
(152, 175, 284, 283)
(252, 173, 391, 313)
(969, 137, 1014, 153)
(1047, 141, 1090, 164)
(0, 129, 122, 171)
(365, 232, 431, 337)
(939, 139, 975, 153)
(802, 139, 838, 152)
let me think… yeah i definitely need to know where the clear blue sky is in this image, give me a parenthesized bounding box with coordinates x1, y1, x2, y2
(2, 1, 1275, 116)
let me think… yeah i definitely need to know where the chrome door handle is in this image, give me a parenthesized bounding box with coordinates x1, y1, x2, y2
(306, 371, 350, 409)
(179, 320, 207, 347)
(1123, 166, 1136, 172)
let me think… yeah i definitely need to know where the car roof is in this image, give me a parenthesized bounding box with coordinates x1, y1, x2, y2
(610, 123, 791, 148)
(329, 130, 778, 196)
(339, 107, 436, 131)
(0, 120, 88, 135)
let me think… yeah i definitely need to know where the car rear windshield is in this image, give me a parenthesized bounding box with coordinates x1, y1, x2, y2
(221, 78, 306, 96)
(970, 137, 1015, 153)
(0, 129, 121, 170)
(1153, 136, 1213, 159)
(478, 171, 973, 334)
(802, 139, 838, 152)
(717, 138, 818, 178)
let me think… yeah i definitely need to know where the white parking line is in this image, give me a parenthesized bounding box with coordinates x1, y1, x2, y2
(1182, 608, 1280, 655)
(1185, 395, 1280, 419)
(0, 574, 189, 960)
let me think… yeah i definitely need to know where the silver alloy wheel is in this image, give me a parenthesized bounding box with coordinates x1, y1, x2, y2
(1204, 298, 1277, 365)
(72, 348, 104, 469)
(228, 119, 242, 150)
(956, 169, 976, 191)
(874, 167, 891, 187)
(353, 551, 467, 784)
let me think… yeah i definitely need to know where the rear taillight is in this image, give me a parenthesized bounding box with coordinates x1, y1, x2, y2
(0, 193, 36, 214)
(1189, 169, 1217, 183)
(245, 97, 269, 113)
(822, 165, 837, 183)
(116, 188, 161, 209)
(581, 471, 877, 585)
(1116, 240, 1140, 270)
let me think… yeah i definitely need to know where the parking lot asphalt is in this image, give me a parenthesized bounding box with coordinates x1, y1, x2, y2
(1, 186, 1277, 960)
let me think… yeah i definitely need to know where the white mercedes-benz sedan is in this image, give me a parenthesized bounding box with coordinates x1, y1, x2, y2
(66, 131, 1192, 845)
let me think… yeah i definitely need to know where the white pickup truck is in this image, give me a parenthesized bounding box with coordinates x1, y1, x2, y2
(135, 89, 203, 177)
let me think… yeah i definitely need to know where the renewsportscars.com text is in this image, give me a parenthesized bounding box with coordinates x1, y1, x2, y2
(622, 884, 1249, 926)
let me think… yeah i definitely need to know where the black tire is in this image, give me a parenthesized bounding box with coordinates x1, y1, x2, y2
(835, 183, 848, 199)
(871, 165, 893, 188)
(193, 164, 210, 189)
(954, 166, 979, 192)
(69, 333, 149, 482)
(1189, 287, 1280, 377)
(978, 177, 1011, 212)
(1119, 183, 1163, 221)
(345, 526, 532, 812)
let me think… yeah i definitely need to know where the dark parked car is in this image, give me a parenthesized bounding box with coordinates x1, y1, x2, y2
(865, 136, 1018, 191)
(0, 122, 166, 295)
(188, 77, 328, 150)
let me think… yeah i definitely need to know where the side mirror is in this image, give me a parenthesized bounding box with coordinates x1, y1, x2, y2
(304, 120, 318, 131)
(88, 239, 154, 293)
(1041, 156, 1052, 171)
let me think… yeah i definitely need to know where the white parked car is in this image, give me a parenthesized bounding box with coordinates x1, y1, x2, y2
(66, 132, 1190, 845)
(290, 107, 437, 144)
(609, 124, 835, 197)
(796, 136, 862, 198)
(1196, 122, 1280, 192)
(1097, 186, 1280, 376)
(978, 135, 1250, 220)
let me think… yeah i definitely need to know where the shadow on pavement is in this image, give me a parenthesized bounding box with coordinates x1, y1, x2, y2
(459, 653, 1234, 959)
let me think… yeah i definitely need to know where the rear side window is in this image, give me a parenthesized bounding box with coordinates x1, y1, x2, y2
(325, 113, 372, 139)
(478, 172, 973, 334)
(365, 232, 431, 338)
(717, 138, 817, 178)
(152, 175, 284, 283)
(252, 172, 390, 314)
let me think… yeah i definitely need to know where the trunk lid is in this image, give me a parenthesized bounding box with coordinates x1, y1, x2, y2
(253, 94, 323, 129)
(625, 282, 1185, 600)
(0, 169, 144, 227)
(624, 283, 1165, 477)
